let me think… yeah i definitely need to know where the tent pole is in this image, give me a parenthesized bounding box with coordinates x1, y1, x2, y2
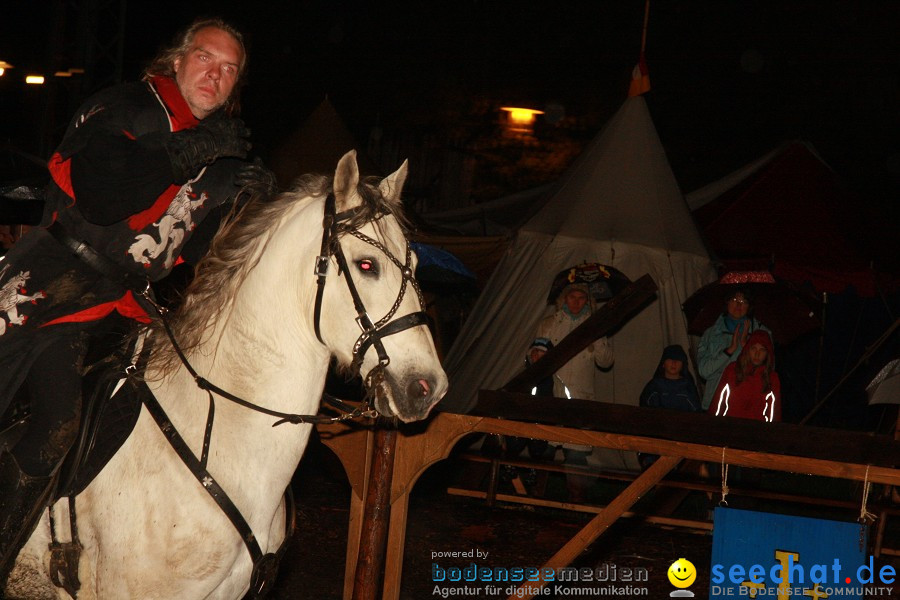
(813, 291, 828, 405)
(639, 0, 650, 54)
(800, 316, 900, 425)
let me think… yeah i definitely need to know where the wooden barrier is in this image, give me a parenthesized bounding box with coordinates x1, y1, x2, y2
(317, 396, 900, 600)
(318, 273, 899, 598)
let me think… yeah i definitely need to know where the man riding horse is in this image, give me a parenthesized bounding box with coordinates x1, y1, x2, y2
(0, 17, 277, 583)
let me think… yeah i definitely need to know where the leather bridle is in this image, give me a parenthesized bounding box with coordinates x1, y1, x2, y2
(312, 192, 429, 393)
(100, 192, 431, 599)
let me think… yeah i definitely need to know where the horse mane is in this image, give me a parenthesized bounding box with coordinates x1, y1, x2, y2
(146, 171, 410, 376)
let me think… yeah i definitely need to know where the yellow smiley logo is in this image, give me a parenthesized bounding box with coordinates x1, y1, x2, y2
(667, 558, 697, 588)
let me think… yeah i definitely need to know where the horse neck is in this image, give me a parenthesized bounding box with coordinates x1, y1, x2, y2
(145, 297, 330, 521)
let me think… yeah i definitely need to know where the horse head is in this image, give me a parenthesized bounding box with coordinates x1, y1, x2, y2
(315, 151, 448, 421)
(147, 151, 447, 424)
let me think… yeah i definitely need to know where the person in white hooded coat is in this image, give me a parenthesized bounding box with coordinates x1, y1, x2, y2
(535, 283, 613, 502)
(536, 283, 613, 400)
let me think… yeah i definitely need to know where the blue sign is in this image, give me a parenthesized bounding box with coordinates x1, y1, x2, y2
(709, 507, 878, 599)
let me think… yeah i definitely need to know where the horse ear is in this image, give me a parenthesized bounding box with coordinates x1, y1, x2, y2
(378, 159, 408, 205)
(333, 150, 361, 211)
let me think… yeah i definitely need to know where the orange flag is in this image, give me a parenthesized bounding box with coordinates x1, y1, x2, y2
(628, 53, 651, 97)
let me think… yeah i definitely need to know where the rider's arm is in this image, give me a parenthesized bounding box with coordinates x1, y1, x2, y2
(70, 127, 176, 226)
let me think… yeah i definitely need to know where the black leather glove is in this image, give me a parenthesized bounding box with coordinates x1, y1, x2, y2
(235, 157, 279, 200)
(166, 113, 251, 182)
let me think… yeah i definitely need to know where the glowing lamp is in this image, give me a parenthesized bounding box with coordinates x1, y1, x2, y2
(55, 68, 84, 77)
(26, 75, 45, 85)
(500, 106, 544, 134)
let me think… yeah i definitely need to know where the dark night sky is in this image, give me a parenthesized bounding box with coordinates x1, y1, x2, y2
(2, 1, 900, 222)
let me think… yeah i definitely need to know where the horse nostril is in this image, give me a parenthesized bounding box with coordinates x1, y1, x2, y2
(407, 378, 430, 399)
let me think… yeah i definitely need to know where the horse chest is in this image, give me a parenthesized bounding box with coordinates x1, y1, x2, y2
(76, 417, 261, 596)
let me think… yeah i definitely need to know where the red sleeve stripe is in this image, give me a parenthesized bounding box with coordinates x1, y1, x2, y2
(48, 152, 76, 206)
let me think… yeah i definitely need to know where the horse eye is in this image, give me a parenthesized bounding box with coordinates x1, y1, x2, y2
(357, 259, 378, 275)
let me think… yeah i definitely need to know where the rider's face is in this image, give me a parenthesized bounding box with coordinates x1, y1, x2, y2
(174, 27, 243, 119)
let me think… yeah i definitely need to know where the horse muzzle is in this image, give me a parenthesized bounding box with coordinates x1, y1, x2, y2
(371, 367, 448, 423)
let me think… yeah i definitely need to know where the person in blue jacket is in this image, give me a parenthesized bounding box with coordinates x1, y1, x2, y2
(697, 289, 770, 410)
(638, 344, 700, 469)
(640, 345, 701, 411)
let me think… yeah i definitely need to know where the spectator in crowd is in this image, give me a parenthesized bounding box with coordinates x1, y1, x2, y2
(536, 283, 613, 502)
(498, 338, 554, 487)
(697, 288, 770, 410)
(638, 344, 701, 469)
(536, 283, 613, 400)
(638, 343, 713, 515)
(640, 344, 701, 412)
(708, 330, 781, 422)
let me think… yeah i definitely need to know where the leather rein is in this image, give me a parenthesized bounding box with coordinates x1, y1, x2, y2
(124, 191, 427, 598)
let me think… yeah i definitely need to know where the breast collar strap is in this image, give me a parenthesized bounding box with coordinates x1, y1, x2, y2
(312, 192, 428, 379)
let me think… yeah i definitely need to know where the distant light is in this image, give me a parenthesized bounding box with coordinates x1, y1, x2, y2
(54, 67, 85, 78)
(0, 60, 13, 69)
(0, 68, 4, 77)
(500, 106, 544, 135)
(501, 107, 543, 122)
(25, 75, 45, 85)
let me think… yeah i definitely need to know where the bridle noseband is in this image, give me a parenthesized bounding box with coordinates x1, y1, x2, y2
(313, 192, 429, 392)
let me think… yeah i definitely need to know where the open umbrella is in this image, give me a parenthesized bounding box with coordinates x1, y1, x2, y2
(547, 262, 631, 305)
(682, 270, 822, 345)
(867, 359, 900, 406)
(410, 242, 477, 293)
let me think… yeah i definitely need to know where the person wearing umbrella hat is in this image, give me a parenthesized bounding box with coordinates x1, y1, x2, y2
(697, 288, 771, 410)
(535, 283, 613, 502)
(537, 283, 614, 401)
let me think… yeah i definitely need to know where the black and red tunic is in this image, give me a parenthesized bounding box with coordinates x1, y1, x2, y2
(0, 76, 244, 413)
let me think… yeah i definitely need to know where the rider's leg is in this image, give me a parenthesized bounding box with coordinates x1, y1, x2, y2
(0, 334, 86, 584)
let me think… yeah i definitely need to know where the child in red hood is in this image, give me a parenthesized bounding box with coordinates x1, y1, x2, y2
(708, 330, 781, 422)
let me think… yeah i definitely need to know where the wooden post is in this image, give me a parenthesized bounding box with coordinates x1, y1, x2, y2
(510, 455, 681, 600)
(351, 422, 397, 600)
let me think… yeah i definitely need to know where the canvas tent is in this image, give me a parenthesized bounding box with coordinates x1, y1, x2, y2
(440, 96, 716, 467)
(269, 98, 380, 186)
(686, 141, 885, 296)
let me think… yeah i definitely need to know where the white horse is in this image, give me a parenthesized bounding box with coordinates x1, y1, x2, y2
(6, 151, 448, 599)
